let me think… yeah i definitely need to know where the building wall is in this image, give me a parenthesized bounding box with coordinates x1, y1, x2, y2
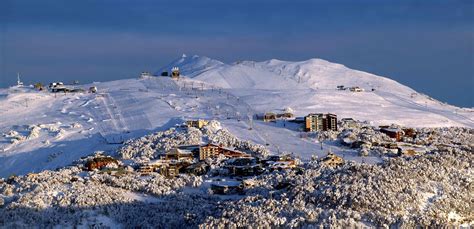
(199, 145, 222, 160)
(187, 120, 209, 129)
(305, 113, 337, 132)
(305, 114, 323, 131)
(380, 129, 402, 141)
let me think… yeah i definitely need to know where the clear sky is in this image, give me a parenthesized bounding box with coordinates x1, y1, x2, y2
(1, 0, 473, 107)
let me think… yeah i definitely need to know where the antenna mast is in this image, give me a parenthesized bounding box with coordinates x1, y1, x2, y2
(17, 73, 23, 86)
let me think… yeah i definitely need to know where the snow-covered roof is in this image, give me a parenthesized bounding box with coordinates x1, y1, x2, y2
(211, 180, 241, 187)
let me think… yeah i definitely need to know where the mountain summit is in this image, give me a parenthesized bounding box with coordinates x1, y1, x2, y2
(157, 55, 415, 94)
(155, 54, 226, 77)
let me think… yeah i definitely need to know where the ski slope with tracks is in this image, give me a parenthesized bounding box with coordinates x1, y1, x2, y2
(0, 55, 472, 177)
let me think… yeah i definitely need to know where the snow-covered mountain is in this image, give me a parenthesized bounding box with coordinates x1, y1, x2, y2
(157, 54, 473, 127)
(0, 55, 473, 177)
(161, 54, 416, 94)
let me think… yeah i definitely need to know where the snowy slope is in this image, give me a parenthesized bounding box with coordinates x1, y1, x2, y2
(255, 58, 416, 94)
(160, 55, 473, 126)
(0, 55, 473, 177)
(163, 55, 416, 94)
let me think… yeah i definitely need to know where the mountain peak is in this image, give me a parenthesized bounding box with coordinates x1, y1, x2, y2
(155, 55, 225, 77)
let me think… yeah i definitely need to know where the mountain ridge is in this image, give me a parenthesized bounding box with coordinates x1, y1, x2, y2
(156, 55, 417, 95)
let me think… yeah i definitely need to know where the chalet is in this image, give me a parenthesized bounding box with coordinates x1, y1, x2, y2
(341, 118, 358, 129)
(161, 71, 169, 77)
(225, 157, 262, 176)
(199, 143, 222, 160)
(269, 161, 296, 170)
(348, 140, 371, 149)
(276, 112, 294, 119)
(160, 163, 181, 178)
(381, 142, 399, 149)
(199, 143, 250, 160)
(349, 87, 364, 92)
(380, 128, 403, 141)
(256, 112, 294, 122)
(89, 86, 97, 93)
(398, 149, 418, 157)
(137, 159, 168, 175)
(140, 72, 153, 78)
(177, 144, 200, 156)
(171, 67, 180, 79)
(263, 112, 277, 122)
(320, 152, 344, 167)
(186, 119, 209, 129)
(210, 180, 243, 195)
(70, 88, 85, 93)
(34, 83, 44, 91)
(402, 128, 417, 138)
(183, 161, 208, 176)
(164, 148, 194, 162)
(264, 154, 297, 170)
(221, 147, 251, 158)
(138, 164, 154, 175)
(397, 144, 427, 157)
(49, 82, 63, 89)
(49, 82, 70, 93)
(305, 113, 337, 132)
(46, 83, 77, 93)
(84, 156, 118, 171)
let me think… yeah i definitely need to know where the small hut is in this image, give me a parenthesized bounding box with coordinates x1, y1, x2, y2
(171, 67, 180, 79)
(89, 86, 98, 93)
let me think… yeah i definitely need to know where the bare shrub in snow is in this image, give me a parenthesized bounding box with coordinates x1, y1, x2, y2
(119, 127, 203, 160)
(203, 147, 473, 227)
(119, 121, 269, 160)
(0, 126, 471, 228)
(26, 125, 41, 140)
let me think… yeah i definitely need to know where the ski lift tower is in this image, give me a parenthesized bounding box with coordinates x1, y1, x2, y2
(17, 73, 23, 86)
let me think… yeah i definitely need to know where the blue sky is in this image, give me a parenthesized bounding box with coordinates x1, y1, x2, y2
(1, 0, 473, 107)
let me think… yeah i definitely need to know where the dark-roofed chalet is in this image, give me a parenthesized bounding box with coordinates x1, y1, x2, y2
(380, 128, 403, 141)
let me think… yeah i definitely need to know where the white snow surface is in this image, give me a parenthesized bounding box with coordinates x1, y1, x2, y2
(0, 55, 473, 177)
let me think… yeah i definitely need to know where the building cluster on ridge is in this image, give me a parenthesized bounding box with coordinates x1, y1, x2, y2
(141, 66, 181, 80)
(256, 111, 338, 132)
(80, 112, 429, 196)
(54, 109, 449, 197)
